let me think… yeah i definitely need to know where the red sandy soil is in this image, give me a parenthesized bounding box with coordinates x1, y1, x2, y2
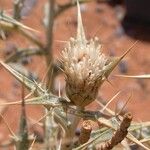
(0, 0, 149, 147)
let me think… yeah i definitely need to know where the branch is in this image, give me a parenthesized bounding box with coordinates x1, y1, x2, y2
(99, 113, 132, 150)
(0, 20, 44, 48)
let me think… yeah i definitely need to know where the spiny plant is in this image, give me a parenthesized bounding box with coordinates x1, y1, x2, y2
(0, 0, 150, 150)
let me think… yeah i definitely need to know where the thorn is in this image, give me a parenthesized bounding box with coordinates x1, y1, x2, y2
(77, 0, 86, 43)
(24, 91, 34, 99)
(31, 111, 50, 127)
(58, 81, 61, 97)
(0, 113, 17, 139)
(101, 90, 122, 113)
(104, 41, 138, 78)
(55, 40, 68, 43)
(115, 74, 150, 79)
(29, 136, 36, 150)
(105, 77, 114, 88)
(119, 40, 138, 61)
(0, 97, 41, 106)
(116, 92, 132, 117)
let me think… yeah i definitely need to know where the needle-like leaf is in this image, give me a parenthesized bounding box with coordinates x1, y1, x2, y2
(103, 41, 138, 79)
(77, 0, 86, 44)
(0, 94, 64, 107)
(0, 11, 39, 33)
(115, 74, 150, 79)
(0, 61, 44, 95)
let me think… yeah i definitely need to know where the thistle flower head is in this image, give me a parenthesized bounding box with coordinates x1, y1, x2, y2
(62, 36, 107, 83)
(61, 2, 109, 107)
(61, 1, 131, 107)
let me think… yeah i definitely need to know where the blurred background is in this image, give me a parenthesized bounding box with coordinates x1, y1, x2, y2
(0, 0, 149, 147)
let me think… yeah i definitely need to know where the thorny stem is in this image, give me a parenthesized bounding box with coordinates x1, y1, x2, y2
(61, 106, 83, 150)
(44, 109, 58, 150)
(44, 0, 56, 150)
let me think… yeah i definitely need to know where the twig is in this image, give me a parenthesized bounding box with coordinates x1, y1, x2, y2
(79, 120, 92, 145)
(99, 113, 132, 150)
(0, 20, 44, 48)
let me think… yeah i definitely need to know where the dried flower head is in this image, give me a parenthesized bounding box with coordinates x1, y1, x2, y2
(61, 1, 134, 107)
(61, 2, 108, 107)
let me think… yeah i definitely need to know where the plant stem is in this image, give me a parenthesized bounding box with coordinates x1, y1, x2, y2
(61, 107, 82, 150)
(44, 0, 56, 150)
(0, 20, 44, 48)
(13, 0, 25, 20)
(16, 81, 29, 150)
(45, 0, 55, 92)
